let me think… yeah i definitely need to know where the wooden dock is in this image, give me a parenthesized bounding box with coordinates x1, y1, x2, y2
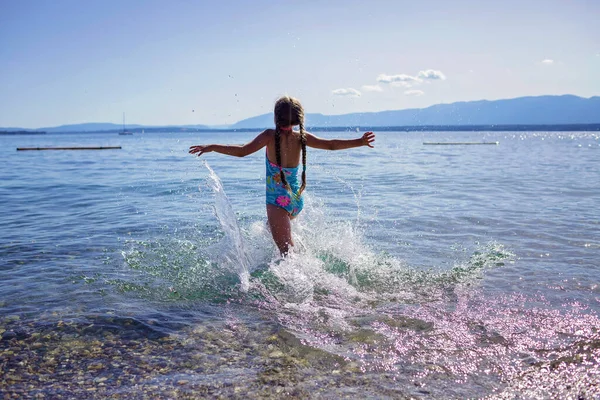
(17, 146, 122, 151)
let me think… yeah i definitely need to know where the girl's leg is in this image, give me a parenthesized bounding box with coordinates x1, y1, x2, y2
(266, 204, 294, 256)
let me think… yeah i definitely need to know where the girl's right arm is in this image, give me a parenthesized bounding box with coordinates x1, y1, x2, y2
(305, 131, 375, 150)
(189, 130, 272, 157)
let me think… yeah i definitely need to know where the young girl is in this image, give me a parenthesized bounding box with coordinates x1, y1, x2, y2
(189, 96, 375, 255)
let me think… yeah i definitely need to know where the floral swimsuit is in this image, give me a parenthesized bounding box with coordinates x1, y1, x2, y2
(265, 154, 304, 217)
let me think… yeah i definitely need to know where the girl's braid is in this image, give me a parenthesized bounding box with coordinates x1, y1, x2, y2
(274, 126, 291, 192)
(298, 120, 307, 196)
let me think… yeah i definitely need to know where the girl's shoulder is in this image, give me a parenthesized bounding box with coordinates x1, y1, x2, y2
(258, 129, 276, 141)
(265, 128, 309, 140)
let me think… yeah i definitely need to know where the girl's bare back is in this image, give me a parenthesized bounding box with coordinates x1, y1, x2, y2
(265, 129, 303, 168)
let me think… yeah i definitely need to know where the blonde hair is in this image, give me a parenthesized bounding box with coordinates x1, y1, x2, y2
(273, 96, 307, 196)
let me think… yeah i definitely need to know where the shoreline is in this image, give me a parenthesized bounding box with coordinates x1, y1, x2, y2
(3, 124, 599, 135)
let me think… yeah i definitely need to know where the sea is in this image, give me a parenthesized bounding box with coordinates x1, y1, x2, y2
(1, 130, 599, 399)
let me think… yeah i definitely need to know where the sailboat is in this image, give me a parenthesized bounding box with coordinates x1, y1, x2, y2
(119, 112, 132, 135)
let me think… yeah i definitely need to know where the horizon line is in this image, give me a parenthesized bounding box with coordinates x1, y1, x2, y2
(2, 123, 600, 135)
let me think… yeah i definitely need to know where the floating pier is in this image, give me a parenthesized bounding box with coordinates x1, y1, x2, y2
(423, 142, 499, 145)
(17, 146, 122, 151)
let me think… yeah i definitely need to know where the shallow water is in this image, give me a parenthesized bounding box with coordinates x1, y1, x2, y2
(1, 130, 599, 398)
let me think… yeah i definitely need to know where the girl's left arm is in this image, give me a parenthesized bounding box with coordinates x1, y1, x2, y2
(189, 130, 272, 157)
(305, 131, 375, 150)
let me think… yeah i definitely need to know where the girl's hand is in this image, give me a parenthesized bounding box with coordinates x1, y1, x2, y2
(362, 131, 375, 148)
(189, 145, 213, 156)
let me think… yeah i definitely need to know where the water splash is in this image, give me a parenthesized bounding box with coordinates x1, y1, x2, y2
(114, 162, 263, 300)
(106, 165, 600, 397)
(203, 161, 251, 292)
(115, 165, 511, 310)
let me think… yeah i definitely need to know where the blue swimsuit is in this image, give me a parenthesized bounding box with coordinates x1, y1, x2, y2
(265, 155, 304, 217)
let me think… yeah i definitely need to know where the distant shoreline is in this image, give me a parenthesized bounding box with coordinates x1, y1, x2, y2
(3, 124, 598, 134)
(0, 131, 47, 135)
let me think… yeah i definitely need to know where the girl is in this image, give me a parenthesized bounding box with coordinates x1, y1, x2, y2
(189, 96, 375, 255)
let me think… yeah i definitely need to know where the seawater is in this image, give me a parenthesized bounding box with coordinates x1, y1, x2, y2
(1, 130, 599, 398)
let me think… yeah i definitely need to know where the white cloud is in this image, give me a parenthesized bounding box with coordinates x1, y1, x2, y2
(361, 84, 383, 92)
(391, 81, 415, 88)
(376, 70, 446, 88)
(541, 59, 554, 64)
(332, 88, 361, 97)
(376, 73, 422, 85)
(404, 90, 424, 96)
(417, 69, 446, 80)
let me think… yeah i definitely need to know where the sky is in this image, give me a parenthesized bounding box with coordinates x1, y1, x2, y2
(1, 0, 599, 128)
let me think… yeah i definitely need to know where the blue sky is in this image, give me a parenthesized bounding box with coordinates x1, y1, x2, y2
(1, 0, 598, 128)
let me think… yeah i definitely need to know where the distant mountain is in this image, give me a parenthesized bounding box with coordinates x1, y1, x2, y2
(38, 123, 142, 133)
(0, 127, 37, 132)
(2, 95, 598, 133)
(180, 124, 221, 130)
(0, 123, 213, 133)
(231, 95, 600, 129)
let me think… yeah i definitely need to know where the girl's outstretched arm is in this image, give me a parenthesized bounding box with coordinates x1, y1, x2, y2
(305, 131, 375, 150)
(189, 130, 272, 157)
